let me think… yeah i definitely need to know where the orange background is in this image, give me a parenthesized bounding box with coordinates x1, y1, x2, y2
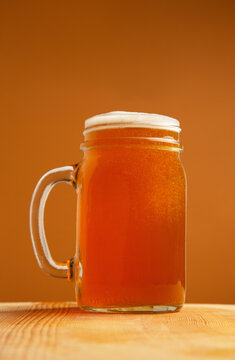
(0, 0, 234, 304)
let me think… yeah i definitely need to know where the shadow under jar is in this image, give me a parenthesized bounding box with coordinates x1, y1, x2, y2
(30, 111, 186, 313)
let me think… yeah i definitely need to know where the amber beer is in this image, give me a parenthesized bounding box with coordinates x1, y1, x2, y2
(30, 111, 186, 313)
(76, 113, 186, 311)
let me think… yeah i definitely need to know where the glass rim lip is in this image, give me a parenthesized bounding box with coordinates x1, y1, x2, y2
(84, 111, 181, 134)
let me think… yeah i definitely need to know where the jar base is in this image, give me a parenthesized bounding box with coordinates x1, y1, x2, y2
(81, 304, 183, 314)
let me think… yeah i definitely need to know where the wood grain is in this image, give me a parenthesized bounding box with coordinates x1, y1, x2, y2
(0, 303, 234, 360)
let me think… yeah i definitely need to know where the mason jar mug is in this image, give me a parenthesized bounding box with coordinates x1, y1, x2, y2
(30, 111, 186, 313)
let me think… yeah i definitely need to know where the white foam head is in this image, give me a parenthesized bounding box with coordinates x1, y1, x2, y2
(84, 111, 180, 133)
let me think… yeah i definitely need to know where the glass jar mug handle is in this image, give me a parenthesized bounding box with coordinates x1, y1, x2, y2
(29, 165, 79, 280)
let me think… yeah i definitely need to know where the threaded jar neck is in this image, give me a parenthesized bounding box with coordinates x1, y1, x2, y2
(81, 111, 182, 152)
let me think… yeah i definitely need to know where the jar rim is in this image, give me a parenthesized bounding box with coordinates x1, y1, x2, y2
(84, 111, 181, 134)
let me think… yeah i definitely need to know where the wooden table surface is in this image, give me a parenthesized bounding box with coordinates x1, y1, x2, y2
(0, 303, 234, 360)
